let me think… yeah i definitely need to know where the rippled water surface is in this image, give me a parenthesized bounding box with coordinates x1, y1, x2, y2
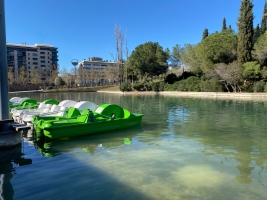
(3, 92, 267, 199)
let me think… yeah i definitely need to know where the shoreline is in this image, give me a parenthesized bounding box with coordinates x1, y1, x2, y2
(98, 91, 267, 101)
(9, 89, 267, 101)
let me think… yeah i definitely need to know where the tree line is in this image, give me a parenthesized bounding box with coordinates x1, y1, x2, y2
(9, 0, 267, 92)
(120, 0, 267, 92)
(8, 65, 59, 89)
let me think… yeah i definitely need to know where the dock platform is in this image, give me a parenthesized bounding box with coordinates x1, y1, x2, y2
(0, 119, 31, 131)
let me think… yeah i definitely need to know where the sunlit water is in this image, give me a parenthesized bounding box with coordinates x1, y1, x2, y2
(2, 92, 267, 200)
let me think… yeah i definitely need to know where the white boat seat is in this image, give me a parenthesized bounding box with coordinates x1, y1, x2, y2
(74, 101, 98, 112)
(58, 100, 77, 107)
(10, 97, 22, 103)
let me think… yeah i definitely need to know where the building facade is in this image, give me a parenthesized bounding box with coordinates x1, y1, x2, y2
(7, 43, 58, 83)
(78, 57, 117, 85)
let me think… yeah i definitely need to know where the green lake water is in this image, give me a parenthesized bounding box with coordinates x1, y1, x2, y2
(3, 92, 267, 199)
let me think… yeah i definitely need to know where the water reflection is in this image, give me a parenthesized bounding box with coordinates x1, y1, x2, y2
(8, 92, 267, 199)
(165, 98, 267, 187)
(23, 126, 143, 158)
(0, 145, 32, 200)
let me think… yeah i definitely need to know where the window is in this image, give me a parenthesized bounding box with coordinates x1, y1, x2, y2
(41, 60, 45, 63)
(33, 62, 38, 65)
(7, 51, 14, 56)
(40, 56, 45, 59)
(28, 62, 30, 64)
(48, 61, 50, 63)
(32, 53, 38, 56)
(93, 64, 101, 66)
(33, 58, 38, 60)
(40, 52, 45, 54)
(41, 65, 46, 67)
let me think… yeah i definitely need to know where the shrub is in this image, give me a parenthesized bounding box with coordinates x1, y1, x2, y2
(159, 81, 165, 91)
(133, 82, 144, 91)
(176, 71, 196, 81)
(185, 76, 201, 91)
(167, 80, 186, 91)
(243, 61, 261, 81)
(264, 82, 267, 92)
(46, 86, 53, 90)
(151, 82, 160, 91)
(144, 82, 152, 91)
(164, 84, 175, 91)
(200, 79, 224, 92)
(165, 73, 177, 84)
(254, 81, 265, 92)
(120, 82, 132, 92)
(242, 81, 254, 92)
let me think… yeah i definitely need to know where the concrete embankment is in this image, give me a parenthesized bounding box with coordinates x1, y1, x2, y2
(97, 91, 267, 101)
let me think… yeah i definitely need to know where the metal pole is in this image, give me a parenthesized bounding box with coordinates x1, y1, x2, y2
(0, 0, 9, 123)
(0, 0, 21, 148)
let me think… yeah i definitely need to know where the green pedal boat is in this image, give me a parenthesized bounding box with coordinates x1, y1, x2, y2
(34, 104, 143, 139)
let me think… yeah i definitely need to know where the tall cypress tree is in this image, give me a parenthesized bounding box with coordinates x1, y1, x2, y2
(254, 24, 261, 44)
(222, 17, 227, 31)
(237, 0, 254, 64)
(202, 28, 209, 40)
(261, 1, 267, 34)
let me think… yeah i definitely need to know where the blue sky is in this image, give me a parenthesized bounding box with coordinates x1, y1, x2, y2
(5, 0, 266, 71)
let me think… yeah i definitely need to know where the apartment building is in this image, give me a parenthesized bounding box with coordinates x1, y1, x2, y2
(7, 43, 58, 83)
(78, 57, 117, 85)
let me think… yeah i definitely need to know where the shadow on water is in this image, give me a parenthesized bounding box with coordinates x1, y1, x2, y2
(0, 145, 32, 200)
(1, 126, 154, 200)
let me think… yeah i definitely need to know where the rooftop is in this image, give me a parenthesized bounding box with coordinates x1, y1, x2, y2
(6, 43, 55, 48)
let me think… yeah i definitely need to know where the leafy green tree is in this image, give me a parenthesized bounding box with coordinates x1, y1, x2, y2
(242, 61, 261, 80)
(261, 1, 267, 34)
(179, 44, 202, 74)
(202, 28, 209, 40)
(170, 44, 181, 68)
(54, 76, 63, 86)
(237, 0, 254, 64)
(195, 29, 238, 73)
(30, 67, 41, 85)
(128, 42, 169, 78)
(48, 65, 59, 85)
(125, 60, 138, 84)
(261, 66, 267, 80)
(253, 31, 267, 65)
(222, 17, 227, 31)
(18, 66, 28, 85)
(8, 66, 15, 85)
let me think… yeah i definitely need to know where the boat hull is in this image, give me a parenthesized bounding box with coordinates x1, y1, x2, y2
(41, 114, 143, 139)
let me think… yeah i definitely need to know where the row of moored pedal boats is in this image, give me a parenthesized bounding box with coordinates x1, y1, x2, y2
(9, 97, 143, 140)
